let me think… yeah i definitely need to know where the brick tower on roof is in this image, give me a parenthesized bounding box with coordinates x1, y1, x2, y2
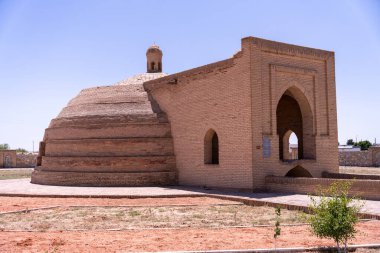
(146, 44, 163, 73)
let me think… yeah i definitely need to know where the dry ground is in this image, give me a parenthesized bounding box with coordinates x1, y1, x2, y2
(339, 166, 380, 175)
(0, 196, 379, 252)
(0, 168, 33, 180)
(0, 203, 306, 231)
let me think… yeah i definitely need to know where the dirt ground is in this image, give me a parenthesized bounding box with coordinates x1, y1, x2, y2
(0, 196, 237, 213)
(340, 166, 380, 175)
(0, 168, 33, 180)
(0, 221, 379, 252)
(0, 196, 379, 252)
(0, 204, 306, 231)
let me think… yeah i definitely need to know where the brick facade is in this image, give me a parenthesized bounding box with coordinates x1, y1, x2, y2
(145, 37, 339, 190)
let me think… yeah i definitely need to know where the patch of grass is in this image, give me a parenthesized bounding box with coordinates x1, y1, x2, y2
(0, 205, 309, 231)
(0, 169, 33, 180)
(128, 210, 141, 217)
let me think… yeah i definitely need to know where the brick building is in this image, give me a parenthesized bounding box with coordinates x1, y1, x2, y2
(32, 36, 339, 190)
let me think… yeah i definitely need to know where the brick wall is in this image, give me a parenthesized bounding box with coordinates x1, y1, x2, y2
(265, 176, 380, 200)
(145, 37, 339, 190)
(339, 147, 380, 167)
(16, 153, 37, 168)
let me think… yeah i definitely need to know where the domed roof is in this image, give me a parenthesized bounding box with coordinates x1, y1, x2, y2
(50, 72, 168, 127)
(146, 44, 162, 55)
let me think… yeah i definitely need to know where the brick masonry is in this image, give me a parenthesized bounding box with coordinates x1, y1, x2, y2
(145, 36, 339, 190)
(265, 176, 380, 201)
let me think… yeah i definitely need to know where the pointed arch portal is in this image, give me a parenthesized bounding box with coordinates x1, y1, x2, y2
(276, 87, 316, 161)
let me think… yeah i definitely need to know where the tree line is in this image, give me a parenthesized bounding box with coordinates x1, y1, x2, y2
(0, 143, 29, 153)
(345, 139, 372, 150)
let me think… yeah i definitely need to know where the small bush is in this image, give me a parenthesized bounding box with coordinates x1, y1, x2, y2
(308, 181, 363, 253)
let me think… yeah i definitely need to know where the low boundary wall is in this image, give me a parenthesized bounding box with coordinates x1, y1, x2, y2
(265, 176, 380, 200)
(339, 146, 380, 167)
(322, 171, 380, 180)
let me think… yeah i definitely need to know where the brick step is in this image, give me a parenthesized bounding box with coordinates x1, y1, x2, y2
(58, 102, 154, 118)
(40, 156, 176, 172)
(78, 85, 146, 96)
(49, 114, 165, 128)
(31, 170, 176, 187)
(45, 123, 172, 140)
(68, 93, 149, 106)
(44, 138, 174, 157)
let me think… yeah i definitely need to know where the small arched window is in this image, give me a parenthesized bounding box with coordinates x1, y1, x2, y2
(151, 62, 155, 71)
(204, 129, 219, 165)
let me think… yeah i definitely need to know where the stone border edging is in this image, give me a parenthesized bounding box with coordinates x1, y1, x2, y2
(0, 192, 379, 220)
(153, 243, 380, 253)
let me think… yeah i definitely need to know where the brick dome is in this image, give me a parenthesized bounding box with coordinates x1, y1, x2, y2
(31, 70, 177, 187)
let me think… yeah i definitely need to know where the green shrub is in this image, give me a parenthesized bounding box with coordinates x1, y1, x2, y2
(308, 181, 363, 253)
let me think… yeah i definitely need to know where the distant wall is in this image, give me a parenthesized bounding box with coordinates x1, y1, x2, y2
(265, 176, 380, 200)
(0, 150, 17, 168)
(16, 153, 37, 168)
(339, 146, 380, 167)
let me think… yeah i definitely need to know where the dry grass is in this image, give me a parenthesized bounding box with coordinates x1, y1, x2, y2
(0, 204, 308, 231)
(339, 166, 380, 175)
(0, 168, 33, 180)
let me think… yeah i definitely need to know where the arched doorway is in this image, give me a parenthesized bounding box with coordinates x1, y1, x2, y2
(285, 166, 313, 177)
(276, 87, 315, 161)
(204, 129, 219, 164)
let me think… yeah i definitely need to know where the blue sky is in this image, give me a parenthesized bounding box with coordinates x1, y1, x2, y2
(0, 0, 379, 151)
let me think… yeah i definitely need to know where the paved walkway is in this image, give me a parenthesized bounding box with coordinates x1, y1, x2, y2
(0, 179, 379, 218)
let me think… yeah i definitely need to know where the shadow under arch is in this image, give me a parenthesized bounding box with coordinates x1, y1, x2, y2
(276, 86, 316, 160)
(204, 129, 219, 164)
(285, 166, 313, 178)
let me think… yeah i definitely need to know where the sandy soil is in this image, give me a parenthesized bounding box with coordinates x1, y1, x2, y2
(0, 205, 306, 231)
(0, 220, 379, 252)
(0, 168, 33, 180)
(340, 166, 380, 175)
(0, 196, 378, 252)
(0, 196, 237, 213)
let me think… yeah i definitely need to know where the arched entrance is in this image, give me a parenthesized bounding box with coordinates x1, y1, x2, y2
(276, 87, 315, 161)
(204, 129, 219, 164)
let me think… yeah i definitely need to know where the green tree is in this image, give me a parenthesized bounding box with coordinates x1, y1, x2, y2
(0, 143, 10, 150)
(346, 139, 354, 145)
(308, 181, 363, 253)
(16, 148, 28, 154)
(354, 140, 372, 150)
